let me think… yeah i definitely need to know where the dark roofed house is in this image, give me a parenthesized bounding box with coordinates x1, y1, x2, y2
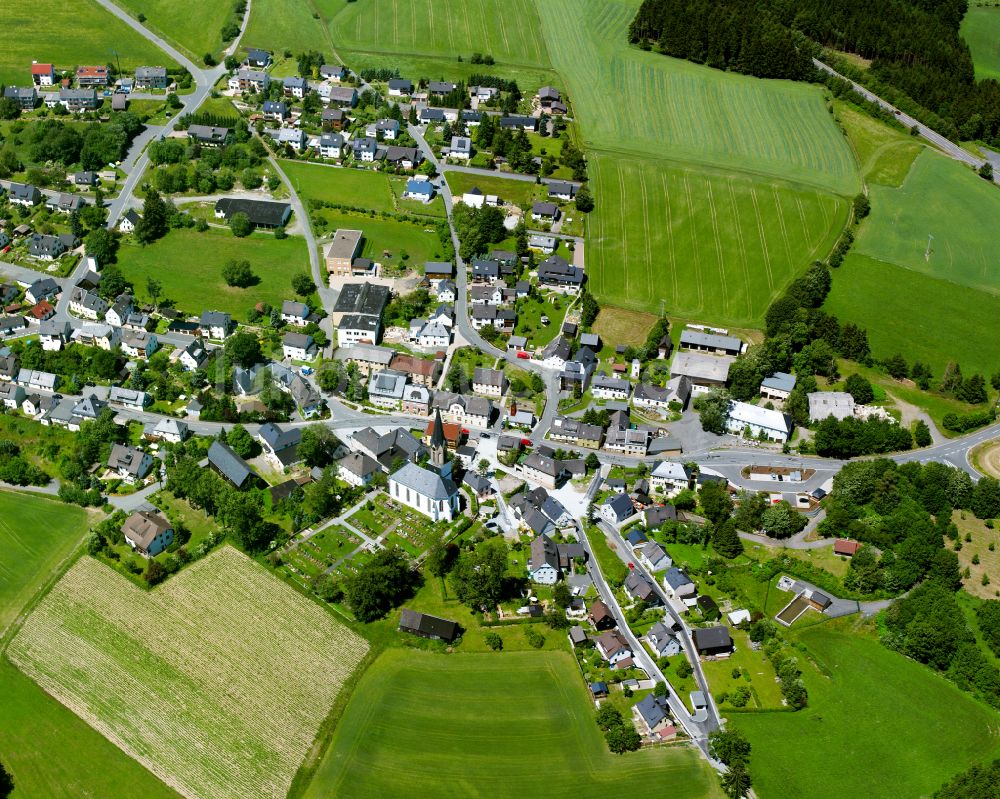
(188, 124, 232, 147)
(398, 608, 459, 642)
(122, 510, 173, 558)
(589, 600, 616, 630)
(208, 440, 258, 489)
(244, 48, 272, 68)
(214, 198, 291, 229)
(692, 626, 733, 657)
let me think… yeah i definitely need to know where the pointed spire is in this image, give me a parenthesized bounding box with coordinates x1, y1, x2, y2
(430, 407, 446, 467)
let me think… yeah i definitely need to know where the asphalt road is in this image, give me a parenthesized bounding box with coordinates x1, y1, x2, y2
(813, 58, 988, 174)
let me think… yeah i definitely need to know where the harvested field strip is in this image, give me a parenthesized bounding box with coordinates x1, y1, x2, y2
(8, 548, 367, 799)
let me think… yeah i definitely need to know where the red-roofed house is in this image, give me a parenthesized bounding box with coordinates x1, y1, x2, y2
(31, 63, 55, 86)
(75, 65, 109, 86)
(834, 539, 861, 556)
(29, 300, 55, 321)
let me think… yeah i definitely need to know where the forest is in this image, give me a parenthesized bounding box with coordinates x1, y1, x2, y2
(629, 0, 1000, 145)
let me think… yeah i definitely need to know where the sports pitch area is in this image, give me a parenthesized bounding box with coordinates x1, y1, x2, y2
(0, 0, 178, 86)
(0, 490, 88, 633)
(329, 0, 551, 67)
(587, 153, 848, 325)
(305, 647, 724, 799)
(962, 6, 1000, 80)
(8, 548, 368, 799)
(738, 623, 1000, 799)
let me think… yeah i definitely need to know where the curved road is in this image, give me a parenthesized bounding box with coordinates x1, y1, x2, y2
(813, 58, 987, 172)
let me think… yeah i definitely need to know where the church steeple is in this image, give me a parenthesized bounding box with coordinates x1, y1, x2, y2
(430, 407, 447, 468)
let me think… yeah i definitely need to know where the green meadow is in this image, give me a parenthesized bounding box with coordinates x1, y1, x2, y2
(0, 491, 88, 633)
(280, 160, 446, 216)
(328, 0, 551, 67)
(587, 153, 848, 325)
(962, 6, 1000, 80)
(116, 228, 310, 320)
(739, 623, 1000, 799)
(313, 208, 449, 265)
(110, 0, 232, 61)
(825, 254, 1000, 377)
(305, 647, 724, 799)
(243, 0, 332, 57)
(0, 0, 178, 86)
(852, 151, 1000, 296)
(535, 0, 859, 195)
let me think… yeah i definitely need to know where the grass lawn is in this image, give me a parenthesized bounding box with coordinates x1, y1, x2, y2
(314, 208, 449, 268)
(0, 415, 77, 479)
(701, 629, 783, 710)
(8, 548, 368, 799)
(328, 0, 551, 68)
(304, 647, 724, 799)
(962, 6, 1000, 80)
(194, 95, 239, 119)
(0, 491, 90, 633)
(953, 510, 1000, 599)
(0, 658, 182, 799)
(0, 0, 178, 87)
(738, 620, 1000, 799)
(535, 0, 859, 194)
(825, 254, 1000, 379)
(514, 292, 569, 347)
(115, 228, 309, 321)
(445, 171, 544, 209)
(586, 152, 849, 325)
(281, 160, 446, 217)
(110, 0, 232, 60)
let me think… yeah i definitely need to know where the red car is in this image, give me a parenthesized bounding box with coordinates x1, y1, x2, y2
(516, 351, 529, 359)
(520, 438, 532, 447)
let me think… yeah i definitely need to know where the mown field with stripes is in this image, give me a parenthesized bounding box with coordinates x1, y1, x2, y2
(535, 0, 860, 195)
(304, 648, 725, 799)
(587, 154, 849, 325)
(329, 0, 550, 67)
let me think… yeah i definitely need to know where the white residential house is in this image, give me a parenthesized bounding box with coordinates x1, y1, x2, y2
(449, 136, 472, 160)
(647, 621, 682, 658)
(336, 452, 380, 487)
(282, 332, 317, 361)
(107, 443, 155, 484)
(109, 386, 150, 410)
(147, 418, 189, 443)
(461, 188, 486, 208)
(472, 367, 507, 398)
(281, 300, 310, 327)
(663, 567, 697, 601)
(121, 331, 158, 359)
(0, 383, 25, 410)
(199, 311, 232, 340)
(650, 461, 692, 496)
(725, 401, 793, 443)
(760, 371, 797, 401)
(591, 374, 631, 401)
(105, 295, 134, 327)
(638, 542, 672, 572)
(73, 323, 120, 351)
(318, 133, 344, 159)
(389, 462, 460, 523)
(38, 320, 71, 351)
(179, 340, 209, 371)
(594, 630, 633, 667)
(69, 288, 108, 320)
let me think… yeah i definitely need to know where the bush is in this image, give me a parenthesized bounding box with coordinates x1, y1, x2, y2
(526, 628, 545, 649)
(484, 631, 503, 651)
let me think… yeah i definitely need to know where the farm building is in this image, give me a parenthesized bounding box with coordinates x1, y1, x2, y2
(398, 609, 459, 642)
(692, 626, 733, 657)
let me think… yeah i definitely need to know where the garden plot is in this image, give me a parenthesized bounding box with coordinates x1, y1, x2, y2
(7, 547, 368, 799)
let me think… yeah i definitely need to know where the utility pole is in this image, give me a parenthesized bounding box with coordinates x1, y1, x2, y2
(924, 234, 934, 262)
